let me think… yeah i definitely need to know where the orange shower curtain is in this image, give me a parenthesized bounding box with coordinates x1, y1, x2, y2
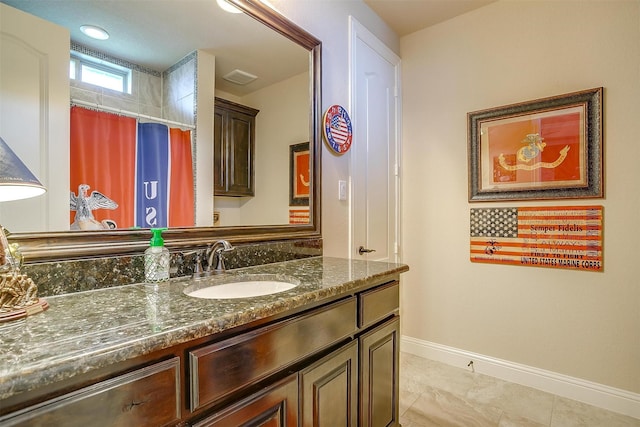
(70, 106, 136, 228)
(168, 128, 194, 227)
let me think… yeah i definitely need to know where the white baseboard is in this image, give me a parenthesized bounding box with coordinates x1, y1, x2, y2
(401, 335, 640, 420)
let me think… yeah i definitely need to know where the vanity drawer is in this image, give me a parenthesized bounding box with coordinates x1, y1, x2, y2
(0, 357, 181, 427)
(189, 297, 357, 412)
(358, 281, 399, 329)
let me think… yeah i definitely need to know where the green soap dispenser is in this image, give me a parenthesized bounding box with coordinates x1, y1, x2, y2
(145, 228, 170, 282)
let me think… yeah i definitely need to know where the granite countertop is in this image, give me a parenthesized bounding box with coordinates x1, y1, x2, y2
(0, 256, 408, 401)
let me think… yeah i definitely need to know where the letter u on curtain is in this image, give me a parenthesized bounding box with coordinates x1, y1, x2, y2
(136, 123, 194, 228)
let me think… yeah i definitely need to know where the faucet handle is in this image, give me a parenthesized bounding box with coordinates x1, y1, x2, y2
(193, 250, 205, 275)
(210, 242, 235, 273)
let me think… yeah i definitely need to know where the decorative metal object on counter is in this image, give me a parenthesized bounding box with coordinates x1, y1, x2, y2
(0, 226, 49, 323)
(0, 137, 48, 323)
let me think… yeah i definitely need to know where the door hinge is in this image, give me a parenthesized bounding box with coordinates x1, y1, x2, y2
(394, 164, 399, 176)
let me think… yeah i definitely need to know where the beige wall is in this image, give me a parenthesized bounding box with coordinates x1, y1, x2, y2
(214, 72, 309, 226)
(401, 0, 640, 393)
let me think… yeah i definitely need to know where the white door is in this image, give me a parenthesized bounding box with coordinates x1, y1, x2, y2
(0, 4, 70, 232)
(349, 17, 401, 263)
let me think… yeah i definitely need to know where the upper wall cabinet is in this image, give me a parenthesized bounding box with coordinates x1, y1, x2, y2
(214, 97, 260, 197)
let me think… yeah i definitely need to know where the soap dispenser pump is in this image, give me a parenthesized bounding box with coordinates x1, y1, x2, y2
(145, 228, 170, 283)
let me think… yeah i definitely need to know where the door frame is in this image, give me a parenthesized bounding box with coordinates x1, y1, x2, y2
(348, 16, 402, 262)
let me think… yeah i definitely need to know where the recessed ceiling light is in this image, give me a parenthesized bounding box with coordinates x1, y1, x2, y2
(80, 25, 109, 40)
(216, 0, 242, 14)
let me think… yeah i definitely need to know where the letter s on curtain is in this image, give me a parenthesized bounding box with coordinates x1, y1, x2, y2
(136, 122, 194, 228)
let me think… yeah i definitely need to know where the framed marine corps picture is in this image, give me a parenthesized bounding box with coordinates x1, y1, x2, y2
(468, 88, 603, 202)
(289, 142, 310, 206)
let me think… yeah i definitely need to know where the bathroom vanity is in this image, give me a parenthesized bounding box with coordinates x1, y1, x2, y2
(0, 257, 408, 426)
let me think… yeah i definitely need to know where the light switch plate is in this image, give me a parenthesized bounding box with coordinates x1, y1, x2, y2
(338, 180, 347, 200)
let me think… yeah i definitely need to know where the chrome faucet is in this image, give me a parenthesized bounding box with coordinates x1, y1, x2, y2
(205, 240, 234, 274)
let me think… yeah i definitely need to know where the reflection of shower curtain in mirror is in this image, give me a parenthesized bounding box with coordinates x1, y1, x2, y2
(70, 107, 194, 229)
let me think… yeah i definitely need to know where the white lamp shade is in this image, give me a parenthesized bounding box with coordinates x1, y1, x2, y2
(0, 137, 46, 202)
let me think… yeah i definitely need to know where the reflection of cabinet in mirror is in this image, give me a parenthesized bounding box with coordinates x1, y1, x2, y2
(214, 98, 259, 197)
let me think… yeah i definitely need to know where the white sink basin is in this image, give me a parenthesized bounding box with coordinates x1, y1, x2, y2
(184, 280, 297, 299)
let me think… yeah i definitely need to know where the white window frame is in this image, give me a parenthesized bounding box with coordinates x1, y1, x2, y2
(70, 52, 132, 94)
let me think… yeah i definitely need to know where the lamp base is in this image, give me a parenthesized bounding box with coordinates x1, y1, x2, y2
(0, 299, 48, 323)
(0, 271, 48, 323)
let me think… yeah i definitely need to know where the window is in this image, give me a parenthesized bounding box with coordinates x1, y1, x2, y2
(70, 53, 132, 94)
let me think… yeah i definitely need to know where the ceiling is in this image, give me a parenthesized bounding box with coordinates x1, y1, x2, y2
(1, 0, 497, 96)
(1, 0, 308, 96)
(364, 0, 497, 36)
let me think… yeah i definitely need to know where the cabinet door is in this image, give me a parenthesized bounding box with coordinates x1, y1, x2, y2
(193, 374, 298, 427)
(359, 317, 400, 427)
(213, 108, 226, 194)
(300, 341, 358, 426)
(226, 110, 255, 196)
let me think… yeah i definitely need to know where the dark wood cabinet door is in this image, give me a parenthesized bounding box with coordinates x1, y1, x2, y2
(299, 341, 358, 426)
(359, 317, 400, 427)
(193, 374, 298, 427)
(227, 110, 255, 195)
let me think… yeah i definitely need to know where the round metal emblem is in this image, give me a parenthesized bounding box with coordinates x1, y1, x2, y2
(323, 105, 353, 154)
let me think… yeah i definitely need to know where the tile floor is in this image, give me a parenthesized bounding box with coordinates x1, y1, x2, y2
(399, 352, 640, 427)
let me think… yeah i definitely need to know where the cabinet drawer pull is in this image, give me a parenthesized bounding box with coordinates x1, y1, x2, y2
(124, 400, 147, 412)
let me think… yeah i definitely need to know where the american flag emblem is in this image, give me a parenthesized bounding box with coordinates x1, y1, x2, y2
(331, 115, 349, 144)
(289, 208, 309, 224)
(324, 105, 353, 154)
(470, 206, 603, 271)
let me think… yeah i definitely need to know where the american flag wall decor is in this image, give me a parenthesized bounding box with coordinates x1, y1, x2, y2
(289, 208, 310, 224)
(470, 206, 603, 271)
(323, 105, 353, 154)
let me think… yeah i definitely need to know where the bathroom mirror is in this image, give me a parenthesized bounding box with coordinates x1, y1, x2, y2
(1, 0, 321, 261)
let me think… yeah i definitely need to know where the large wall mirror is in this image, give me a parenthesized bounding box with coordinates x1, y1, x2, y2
(0, 0, 321, 261)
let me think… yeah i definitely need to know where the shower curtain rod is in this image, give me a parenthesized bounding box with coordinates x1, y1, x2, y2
(71, 99, 196, 130)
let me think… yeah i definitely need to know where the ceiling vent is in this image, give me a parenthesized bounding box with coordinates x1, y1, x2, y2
(222, 69, 258, 85)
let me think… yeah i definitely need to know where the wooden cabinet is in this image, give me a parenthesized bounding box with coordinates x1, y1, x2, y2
(1, 358, 181, 427)
(358, 280, 401, 427)
(299, 341, 359, 426)
(359, 317, 400, 427)
(214, 97, 259, 197)
(189, 298, 357, 412)
(1, 278, 402, 427)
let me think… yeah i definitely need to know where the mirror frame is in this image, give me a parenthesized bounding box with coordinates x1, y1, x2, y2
(9, 0, 322, 262)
